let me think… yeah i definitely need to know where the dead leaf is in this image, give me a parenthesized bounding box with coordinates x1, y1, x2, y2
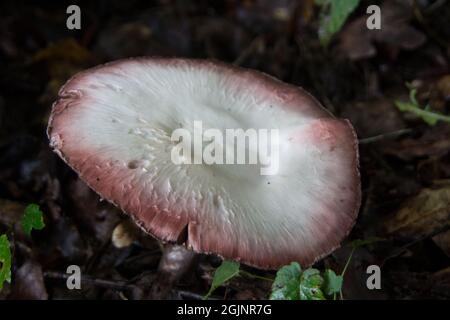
(429, 74, 450, 113)
(379, 185, 450, 240)
(340, 99, 406, 138)
(0, 199, 25, 227)
(426, 267, 450, 299)
(433, 230, 450, 257)
(68, 179, 121, 243)
(33, 38, 96, 105)
(381, 124, 450, 161)
(32, 38, 93, 65)
(8, 260, 48, 300)
(339, 0, 426, 60)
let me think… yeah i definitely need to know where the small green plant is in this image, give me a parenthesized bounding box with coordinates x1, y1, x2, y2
(204, 260, 240, 299)
(204, 260, 274, 299)
(204, 260, 345, 300)
(0, 203, 45, 291)
(21, 203, 45, 236)
(0, 234, 12, 290)
(270, 262, 340, 300)
(395, 83, 450, 125)
(204, 237, 383, 300)
(322, 269, 344, 298)
(316, 0, 361, 47)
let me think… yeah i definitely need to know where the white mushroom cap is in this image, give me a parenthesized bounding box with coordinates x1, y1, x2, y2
(48, 58, 360, 269)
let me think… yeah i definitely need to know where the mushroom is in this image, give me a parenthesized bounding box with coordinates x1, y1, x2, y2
(47, 58, 360, 269)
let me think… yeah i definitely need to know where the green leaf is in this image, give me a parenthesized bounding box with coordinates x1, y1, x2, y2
(270, 262, 302, 300)
(349, 237, 384, 249)
(204, 260, 240, 299)
(299, 268, 325, 300)
(317, 0, 361, 46)
(0, 234, 12, 290)
(21, 204, 45, 236)
(322, 269, 343, 296)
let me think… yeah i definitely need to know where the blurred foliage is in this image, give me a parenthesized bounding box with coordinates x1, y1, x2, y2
(316, 0, 361, 46)
(204, 260, 240, 299)
(21, 203, 45, 236)
(395, 84, 450, 126)
(270, 262, 341, 300)
(0, 235, 12, 290)
(0, 0, 449, 300)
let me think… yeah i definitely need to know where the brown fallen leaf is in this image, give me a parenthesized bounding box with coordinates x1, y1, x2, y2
(8, 260, 48, 300)
(417, 154, 450, 183)
(0, 199, 25, 227)
(68, 179, 121, 244)
(433, 229, 450, 257)
(340, 99, 406, 139)
(381, 124, 450, 161)
(429, 74, 450, 113)
(33, 38, 96, 106)
(32, 38, 93, 65)
(339, 0, 426, 60)
(379, 184, 450, 240)
(426, 267, 450, 299)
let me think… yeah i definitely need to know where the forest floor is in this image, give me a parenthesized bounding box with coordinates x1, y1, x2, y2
(0, 0, 450, 299)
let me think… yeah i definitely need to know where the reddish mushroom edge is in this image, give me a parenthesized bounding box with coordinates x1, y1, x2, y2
(47, 57, 361, 270)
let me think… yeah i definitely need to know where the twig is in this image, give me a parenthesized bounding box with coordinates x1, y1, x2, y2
(177, 289, 211, 300)
(381, 224, 450, 265)
(44, 271, 136, 291)
(358, 128, 413, 144)
(338, 246, 356, 300)
(240, 270, 274, 282)
(233, 36, 265, 66)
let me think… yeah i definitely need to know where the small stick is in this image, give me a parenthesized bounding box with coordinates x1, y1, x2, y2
(177, 290, 210, 300)
(358, 128, 413, 144)
(233, 36, 264, 66)
(44, 271, 136, 291)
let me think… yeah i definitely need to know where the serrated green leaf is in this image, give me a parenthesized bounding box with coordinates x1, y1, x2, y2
(21, 204, 45, 236)
(272, 262, 301, 289)
(299, 268, 325, 300)
(204, 260, 240, 299)
(317, 0, 361, 46)
(322, 269, 343, 296)
(270, 262, 302, 300)
(0, 234, 12, 290)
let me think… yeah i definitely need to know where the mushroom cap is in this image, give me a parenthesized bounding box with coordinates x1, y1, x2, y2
(48, 58, 360, 269)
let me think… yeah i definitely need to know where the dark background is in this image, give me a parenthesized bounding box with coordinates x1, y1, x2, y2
(0, 0, 450, 300)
